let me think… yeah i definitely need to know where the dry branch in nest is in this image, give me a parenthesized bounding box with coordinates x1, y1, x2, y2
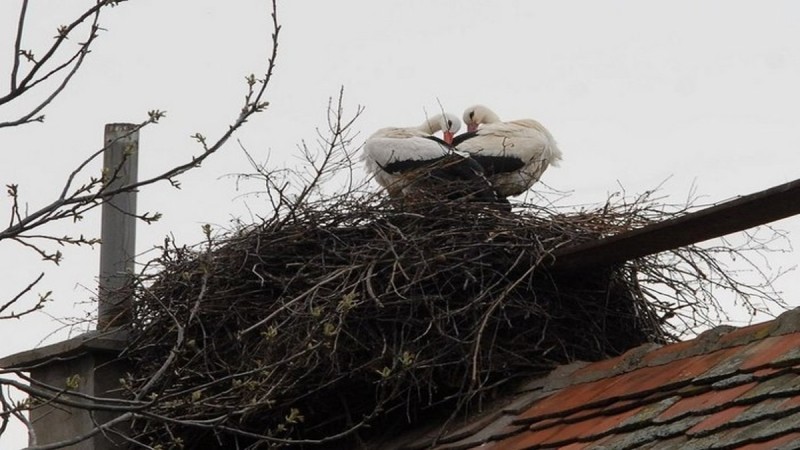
(127, 193, 761, 448)
(121, 97, 785, 448)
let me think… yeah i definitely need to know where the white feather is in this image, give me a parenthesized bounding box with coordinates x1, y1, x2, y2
(363, 133, 450, 193)
(459, 106, 562, 196)
(362, 113, 461, 196)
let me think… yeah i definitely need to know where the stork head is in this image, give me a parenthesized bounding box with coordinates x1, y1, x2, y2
(420, 112, 461, 144)
(463, 104, 501, 132)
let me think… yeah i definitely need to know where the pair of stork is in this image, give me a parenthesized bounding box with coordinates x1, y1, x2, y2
(363, 105, 562, 206)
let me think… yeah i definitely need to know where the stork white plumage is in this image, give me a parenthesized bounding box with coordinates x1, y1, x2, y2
(454, 105, 562, 198)
(362, 113, 504, 204)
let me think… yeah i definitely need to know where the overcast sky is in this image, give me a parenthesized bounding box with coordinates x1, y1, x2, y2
(2, 1, 800, 447)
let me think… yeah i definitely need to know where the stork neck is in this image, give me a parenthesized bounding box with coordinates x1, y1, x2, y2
(417, 115, 444, 134)
(480, 109, 501, 124)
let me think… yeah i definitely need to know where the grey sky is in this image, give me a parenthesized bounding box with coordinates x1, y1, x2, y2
(2, 1, 800, 447)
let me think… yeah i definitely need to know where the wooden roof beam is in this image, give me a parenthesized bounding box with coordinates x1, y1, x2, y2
(551, 177, 800, 270)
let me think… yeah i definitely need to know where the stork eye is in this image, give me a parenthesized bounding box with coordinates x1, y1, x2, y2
(469, 111, 475, 120)
(447, 120, 453, 128)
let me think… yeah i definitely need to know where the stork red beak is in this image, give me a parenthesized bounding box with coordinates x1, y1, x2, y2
(467, 124, 478, 133)
(443, 130, 455, 145)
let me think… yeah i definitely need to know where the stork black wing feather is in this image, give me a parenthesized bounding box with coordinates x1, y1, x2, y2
(470, 155, 526, 176)
(382, 156, 449, 174)
(451, 131, 479, 146)
(427, 155, 506, 204)
(427, 155, 487, 182)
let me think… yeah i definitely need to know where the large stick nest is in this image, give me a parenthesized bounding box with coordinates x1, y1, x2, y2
(122, 99, 784, 448)
(125, 197, 679, 448)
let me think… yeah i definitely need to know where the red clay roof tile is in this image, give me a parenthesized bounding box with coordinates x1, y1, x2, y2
(587, 363, 684, 401)
(640, 435, 689, 449)
(733, 396, 800, 425)
(546, 405, 647, 444)
(716, 320, 774, 347)
(751, 366, 783, 378)
(738, 373, 800, 402)
(640, 338, 703, 366)
(739, 332, 800, 371)
(492, 422, 569, 450)
(555, 443, 591, 450)
(527, 416, 563, 432)
(692, 352, 752, 383)
(616, 396, 681, 428)
(779, 393, 800, 410)
(501, 389, 548, 415)
(587, 349, 737, 404)
(686, 404, 750, 436)
(669, 346, 744, 380)
(736, 430, 800, 450)
(513, 377, 622, 423)
(570, 352, 629, 379)
(437, 413, 522, 449)
(655, 381, 757, 422)
(570, 343, 661, 383)
(710, 409, 800, 448)
(595, 415, 706, 449)
(707, 372, 756, 390)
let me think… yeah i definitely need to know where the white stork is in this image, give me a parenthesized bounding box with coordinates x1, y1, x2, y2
(454, 105, 562, 198)
(362, 113, 505, 204)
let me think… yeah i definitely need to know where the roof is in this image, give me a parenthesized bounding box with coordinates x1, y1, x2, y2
(385, 307, 800, 450)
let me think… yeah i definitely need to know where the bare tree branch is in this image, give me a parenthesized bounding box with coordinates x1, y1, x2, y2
(10, 0, 29, 92)
(1, 0, 116, 115)
(0, 0, 284, 445)
(0, 0, 276, 321)
(0, 273, 46, 319)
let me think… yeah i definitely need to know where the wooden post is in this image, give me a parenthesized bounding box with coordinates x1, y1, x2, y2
(98, 123, 139, 330)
